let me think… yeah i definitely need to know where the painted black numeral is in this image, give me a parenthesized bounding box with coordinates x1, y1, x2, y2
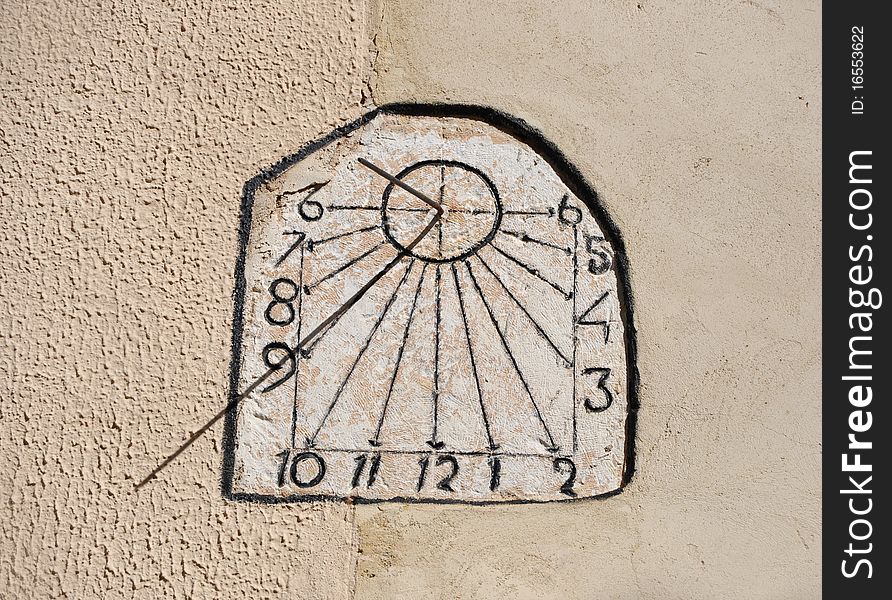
(276, 450, 326, 489)
(585, 234, 612, 274)
(351, 453, 381, 488)
(278, 182, 327, 222)
(261, 342, 296, 392)
(558, 194, 582, 225)
(488, 456, 501, 491)
(275, 231, 306, 266)
(417, 456, 429, 491)
(417, 454, 459, 492)
(299, 199, 324, 221)
(277, 449, 291, 487)
(264, 278, 298, 326)
(553, 457, 577, 497)
(435, 455, 459, 492)
(290, 452, 326, 488)
(582, 367, 614, 412)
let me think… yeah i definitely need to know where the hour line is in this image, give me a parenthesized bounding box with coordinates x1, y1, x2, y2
(289, 243, 306, 449)
(474, 253, 572, 367)
(436, 166, 445, 257)
(370, 264, 428, 447)
(572, 226, 578, 452)
(428, 264, 444, 449)
(503, 208, 556, 217)
(464, 260, 559, 453)
(451, 263, 499, 451)
(307, 259, 416, 446)
(307, 224, 380, 252)
(499, 229, 572, 255)
(328, 204, 381, 211)
(303, 240, 387, 294)
(377, 206, 493, 214)
(487, 242, 573, 300)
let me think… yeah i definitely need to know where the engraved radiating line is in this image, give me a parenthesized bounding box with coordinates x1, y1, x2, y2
(474, 253, 572, 367)
(499, 229, 571, 255)
(464, 260, 559, 452)
(301, 280, 406, 357)
(298, 314, 338, 357)
(448, 208, 494, 214)
(307, 259, 416, 445)
(451, 263, 498, 451)
(487, 242, 573, 300)
(328, 204, 381, 211)
(384, 206, 492, 214)
(370, 264, 429, 446)
(304, 240, 387, 293)
(503, 208, 555, 217)
(428, 265, 443, 448)
(308, 224, 380, 252)
(290, 244, 306, 449)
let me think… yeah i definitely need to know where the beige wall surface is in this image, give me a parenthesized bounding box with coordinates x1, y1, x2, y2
(1, 0, 820, 599)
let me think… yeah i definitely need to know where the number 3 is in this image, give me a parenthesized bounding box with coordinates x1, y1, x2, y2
(583, 367, 614, 412)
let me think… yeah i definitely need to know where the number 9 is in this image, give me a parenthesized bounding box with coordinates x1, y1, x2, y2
(261, 342, 296, 392)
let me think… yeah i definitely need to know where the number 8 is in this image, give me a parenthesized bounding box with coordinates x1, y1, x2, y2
(265, 278, 298, 326)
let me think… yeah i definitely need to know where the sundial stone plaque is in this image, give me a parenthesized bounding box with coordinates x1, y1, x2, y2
(227, 105, 636, 503)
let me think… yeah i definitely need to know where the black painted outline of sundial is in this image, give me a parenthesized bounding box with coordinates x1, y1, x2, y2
(380, 159, 503, 264)
(225, 103, 640, 506)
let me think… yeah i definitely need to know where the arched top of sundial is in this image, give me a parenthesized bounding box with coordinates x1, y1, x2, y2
(225, 104, 638, 504)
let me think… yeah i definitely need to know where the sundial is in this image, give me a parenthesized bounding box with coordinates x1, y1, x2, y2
(227, 105, 636, 503)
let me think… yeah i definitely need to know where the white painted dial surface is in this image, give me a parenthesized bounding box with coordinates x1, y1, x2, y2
(230, 110, 633, 503)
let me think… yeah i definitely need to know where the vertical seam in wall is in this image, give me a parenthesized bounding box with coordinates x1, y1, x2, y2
(348, 501, 361, 599)
(364, 0, 386, 106)
(349, 2, 380, 595)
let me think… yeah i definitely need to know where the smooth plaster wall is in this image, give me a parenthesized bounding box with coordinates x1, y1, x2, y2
(0, 0, 821, 598)
(357, 0, 821, 598)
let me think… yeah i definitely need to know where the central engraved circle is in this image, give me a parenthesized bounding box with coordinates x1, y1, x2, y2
(382, 160, 502, 263)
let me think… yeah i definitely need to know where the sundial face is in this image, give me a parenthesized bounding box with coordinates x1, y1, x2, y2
(228, 107, 636, 503)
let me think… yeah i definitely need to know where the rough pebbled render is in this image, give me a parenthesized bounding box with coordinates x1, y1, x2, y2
(1, 1, 370, 597)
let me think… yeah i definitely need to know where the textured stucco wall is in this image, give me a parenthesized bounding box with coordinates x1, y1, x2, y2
(1, 1, 369, 597)
(1, 0, 821, 598)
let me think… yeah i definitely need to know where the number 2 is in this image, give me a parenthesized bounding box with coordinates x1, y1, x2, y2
(553, 458, 577, 497)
